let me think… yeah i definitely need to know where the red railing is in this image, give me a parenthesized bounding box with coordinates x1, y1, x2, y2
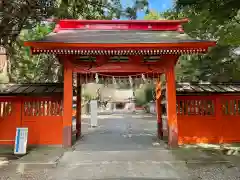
(0, 96, 63, 145)
(177, 95, 240, 145)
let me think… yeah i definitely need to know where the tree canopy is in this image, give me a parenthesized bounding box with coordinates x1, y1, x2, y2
(1, 0, 240, 84)
(144, 11, 162, 20)
(161, 6, 240, 82)
(10, 24, 62, 83)
(0, 0, 149, 47)
(176, 0, 240, 23)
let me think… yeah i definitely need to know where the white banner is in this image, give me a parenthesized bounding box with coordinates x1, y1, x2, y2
(14, 128, 28, 155)
(90, 100, 98, 127)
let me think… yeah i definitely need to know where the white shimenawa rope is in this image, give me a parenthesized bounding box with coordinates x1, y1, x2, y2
(112, 76, 116, 85)
(95, 73, 99, 83)
(81, 72, 160, 89)
(141, 74, 146, 82)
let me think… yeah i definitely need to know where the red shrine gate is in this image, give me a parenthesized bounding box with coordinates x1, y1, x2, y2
(24, 19, 216, 148)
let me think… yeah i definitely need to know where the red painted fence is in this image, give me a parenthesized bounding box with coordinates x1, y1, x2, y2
(0, 96, 63, 146)
(177, 95, 240, 145)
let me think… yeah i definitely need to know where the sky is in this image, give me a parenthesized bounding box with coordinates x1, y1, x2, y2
(121, 0, 174, 19)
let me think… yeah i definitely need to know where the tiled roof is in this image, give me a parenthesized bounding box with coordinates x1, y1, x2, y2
(32, 30, 209, 44)
(175, 82, 240, 94)
(0, 83, 63, 96)
(1, 82, 240, 97)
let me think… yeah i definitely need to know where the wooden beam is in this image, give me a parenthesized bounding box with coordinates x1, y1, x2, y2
(96, 55, 108, 66)
(63, 60, 73, 147)
(73, 62, 164, 73)
(128, 56, 142, 63)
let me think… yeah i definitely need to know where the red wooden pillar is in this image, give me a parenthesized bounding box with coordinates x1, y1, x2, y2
(63, 60, 73, 147)
(156, 79, 163, 139)
(166, 65, 178, 148)
(76, 74, 82, 139)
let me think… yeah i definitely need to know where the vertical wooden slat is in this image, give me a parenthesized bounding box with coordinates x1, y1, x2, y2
(0, 102, 3, 117)
(196, 100, 200, 115)
(31, 101, 33, 116)
(46, 100, 49, 116)
(32, 101, 35, 116)
(51, 101, 54, 115)
(232, 99, 236, 116)
(56, 101, 60, 116)
(35, 101, 38, 116)
(3, 101, 7, 116)
(227, 99, 231, 116)
(30, 101, 33, 116)
(192, 100, 195, 114)
(238, 100, 240, 115)
(40, 101, 44, 116)
(182, 100, 185, 115)
(53, 100, 55, 115)
(193, 100, 196, 115)
(204, 100, 207, 115)
(176, 100, 180, 115)
(6, 102, 9, 116)
(184, 100, 187, 115)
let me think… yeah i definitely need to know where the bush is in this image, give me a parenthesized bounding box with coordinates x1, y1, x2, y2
(135, 84, 155, 106)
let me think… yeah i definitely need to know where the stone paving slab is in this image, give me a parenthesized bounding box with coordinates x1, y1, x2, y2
(59, 149, 229, 165)
(13, 147, 66, 165)
(1, 161, 240, 180)
(52, 161, 186, 180)
(60, 150, 176, 164)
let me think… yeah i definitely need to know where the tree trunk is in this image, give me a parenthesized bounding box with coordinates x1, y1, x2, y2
(0, 47, 9, 87)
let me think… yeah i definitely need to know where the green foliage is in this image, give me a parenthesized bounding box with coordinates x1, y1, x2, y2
(124, 0, 149, 19)
(82, 92, 95, 101)
(0, 0, 55, 46)
(135, 88, 146, 106)
(176, 0, 240, 24)
(10, 24, 63, 83)
(2, 0, 150, 83)
(144, 11, 162, 20)
(55, 0, 122, 19)
(161, 8, 240, 82)
(56, 0, 149, 20)
(135, 84, 155, 106)
(1, 0, 150, 47)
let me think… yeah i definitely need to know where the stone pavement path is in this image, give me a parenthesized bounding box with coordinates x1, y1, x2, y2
(1, 113, 240, 179)
(51, 113, 188, 180)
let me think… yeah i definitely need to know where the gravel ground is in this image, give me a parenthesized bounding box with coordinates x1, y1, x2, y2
(187, 162, 240, 180)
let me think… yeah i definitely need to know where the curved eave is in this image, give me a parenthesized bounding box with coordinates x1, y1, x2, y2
(24, 41, 216, 55)
(24, 41, 216, 48)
